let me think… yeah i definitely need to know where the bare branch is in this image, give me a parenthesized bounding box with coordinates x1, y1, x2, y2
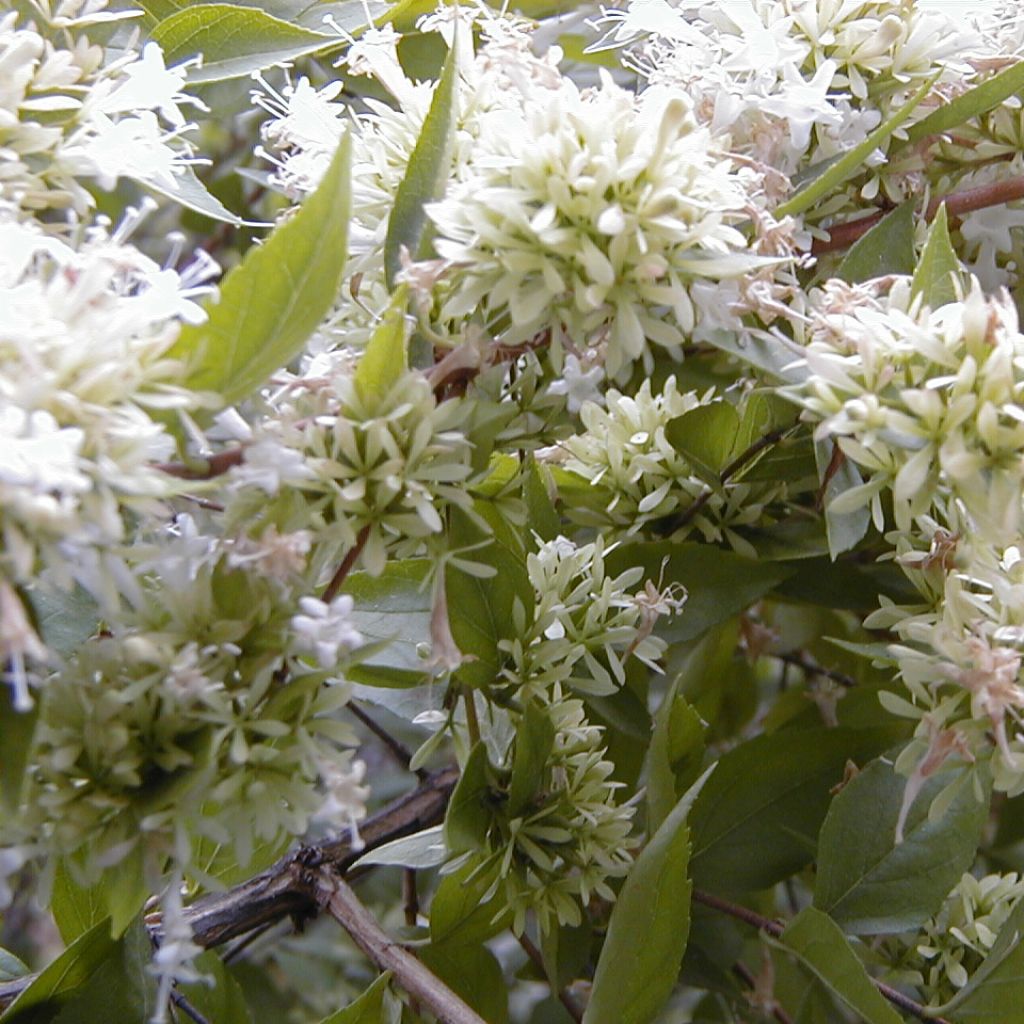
(318, 872, 486, 1024)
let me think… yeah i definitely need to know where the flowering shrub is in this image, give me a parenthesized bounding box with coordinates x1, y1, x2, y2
(7, 1, 1024, 1022)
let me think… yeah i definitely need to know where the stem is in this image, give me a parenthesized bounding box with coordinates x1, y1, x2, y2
(732, 960, 795, 1024)
(155, 447, 246, 481)
(812, 173, 1024, 255)
(516, 931, 584, 1024)
(322, 525, 371, 603)
(170, 990, 212, 1024)
(776, 651, 856, 689)
(692, 890, 952, 1024)
(319, 872, 486, 1024)
(462, 689, 481, 747)
(348, 702, 418, 773)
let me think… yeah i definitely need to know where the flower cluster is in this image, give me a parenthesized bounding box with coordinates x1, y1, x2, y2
(887, 871, 1024, 1006)
(450, 690, 636, 935)
(227, 368, 474, 576)
(558, 377, 783, 551)
(499, 533, 685, 697)
(0, 4, 201, 216)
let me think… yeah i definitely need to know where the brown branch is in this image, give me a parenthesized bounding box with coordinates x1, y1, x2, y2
(0, 767, 458, 1010)
(319, 872, 486, 1024)
(322, 524, 371, 603)
(776, 651, 857, 689)
(693, 889, 952, 1024)
(156, 447, 246, 481)
(811, 173, 1024, 255)
(349, 701, 418, 774)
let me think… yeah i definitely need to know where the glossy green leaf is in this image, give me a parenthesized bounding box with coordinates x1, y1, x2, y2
(907, 59, 1024, 143)
(443, 742, 493, 855)
(51, 861, 116, 944)
(584, 770, 711, 1024)
(911, 204, 962, 308)
(169, 132, 351, 409)
(354, 287, 410, 403)
(771, 908, 902, 1024)
(524, 460, 561, 543)
(836, 201, 916, 283)
(665, 402, 741, 483)
(777, 73, 938, 218)
(604, 541, 794, 644)
(688, 726, 906, 893)
(508, 701, 556, 816)
(384, 34, 458, 288)
(815, 759, 990, 934)
(28, 587, 97, 659)
(1, 919, 116, 1021)
(152, 4, 334, 83)
(318, 973, 393, 1024)
(419, 942, 508, 1024)
(646, 682, 706, 834)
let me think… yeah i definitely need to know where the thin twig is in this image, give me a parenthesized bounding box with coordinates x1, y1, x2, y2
(348, 702, 417, 773)
(812, 173, 1024, 255)
(402, 868, 419, 928)
(319, 871, 487, 1024)
(323, 524, 371, 603)
(156, 447, 246, 481)
(516, 931, 584, 1023)
(170, 989, 212, 1024)
(776, 651, 857, 689)
(693, 889, 952, 1024)
(221, 918, 283, 964)
(661, 423, 799, 535)
(732, 960, 795, 1024)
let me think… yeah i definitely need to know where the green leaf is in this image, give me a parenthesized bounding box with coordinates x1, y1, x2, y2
(443, 742, 493, 855)
(429, 860, 511, 946)
(178, 952, 254, 1024)
(508, 701, 556, 816)
(814, 759, 990, 934)
(345, 558, 431, 688)
(1, 920, 117, 1021)
(446, 502, 531, 688)
(0, 681, 37, 813)
(318, 973, 393, 1023)
(688, 726, 906, 893)
(152, 4, 334, 83)
(142, 165, 244, 225)
(777, 73, 938, 218)
(28, 587, 97, 659)
(836, 201, 916, 283)
(646, 682, 706, 834)
(911, 204, 962, 308)
(51, 846, 149, 942)
(51, 862, 113, 945)
(604, 541, 794, 644)
(584, 770, 712, 1024)
(354, 287, 410, 403)
(524, 460, 561, 543)
(418, 943, 508, 1024)
(907, 60, 1024, 143)
(0, 951, 27, 986)
(384, 34, 459, 288)
(771, 908, 902, 1024)
(352, 825, 446, 869)
(816, 441, 872, 560)
(701, 328, 810, 384)
(169, 132, 351, 409)
(665, 402, 742, 483)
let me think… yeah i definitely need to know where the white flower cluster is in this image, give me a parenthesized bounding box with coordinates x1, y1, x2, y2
(0, 3, 201, 215)
(499, 534, 685, 697)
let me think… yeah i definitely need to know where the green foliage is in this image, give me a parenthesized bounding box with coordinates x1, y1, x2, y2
(583, 772, 708, 1024)
(384, 35, 459, 288)
(169, 132, 352, 409)
(815, 759, 990, 934)
(316, 973, 396, 1024)
(836, 202, 917, 283)
(912, 204, 963, 308)
(687, 726, 906, 892)
(152, 4, 334, 82)
(354, 287, 410, 402)
(772, 908, 903, 1024)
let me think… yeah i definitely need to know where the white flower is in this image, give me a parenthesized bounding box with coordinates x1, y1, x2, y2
(548, 354, 605, 412)
(291, 595, 363, 668)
